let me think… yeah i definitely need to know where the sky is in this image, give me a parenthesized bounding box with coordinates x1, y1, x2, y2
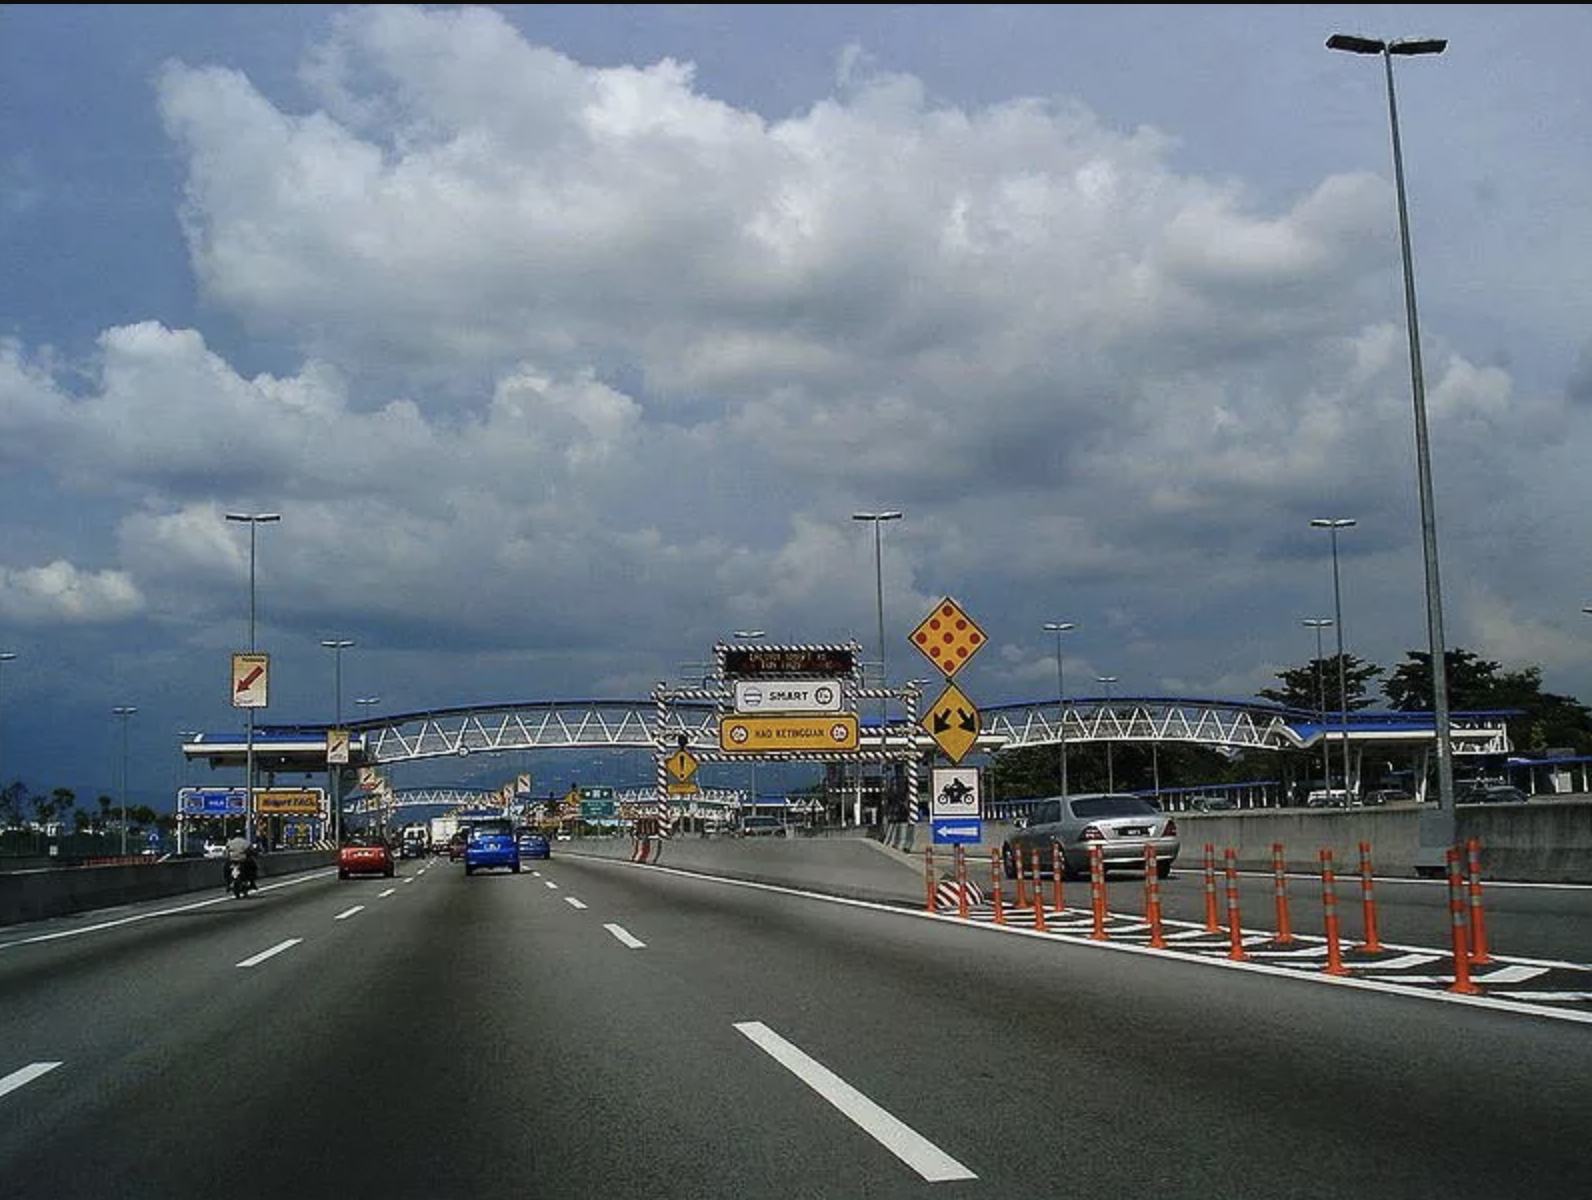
(2, 4, 1591, 814)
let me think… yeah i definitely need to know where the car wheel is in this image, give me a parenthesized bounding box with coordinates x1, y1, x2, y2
(338, 869, 349, 879)
(512, 862, 521, 873)
(1000, 844, 1017, 880)
(1156, 858, 1173, 880)
(464, 865, 474, 876)
(385, 867, 394, 878)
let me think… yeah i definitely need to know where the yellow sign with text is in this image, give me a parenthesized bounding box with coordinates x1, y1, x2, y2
(719, 713, 859, 753)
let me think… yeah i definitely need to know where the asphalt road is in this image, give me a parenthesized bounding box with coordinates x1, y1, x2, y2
(3, 855, 1590, 1200)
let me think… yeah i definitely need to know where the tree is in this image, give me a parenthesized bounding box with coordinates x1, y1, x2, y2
(1257, 653, 1382, 714)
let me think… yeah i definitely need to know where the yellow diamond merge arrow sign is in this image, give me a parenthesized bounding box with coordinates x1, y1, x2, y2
(923, 681, 981, 763)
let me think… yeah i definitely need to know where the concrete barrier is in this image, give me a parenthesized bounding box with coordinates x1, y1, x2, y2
(0, 850, 336, 927)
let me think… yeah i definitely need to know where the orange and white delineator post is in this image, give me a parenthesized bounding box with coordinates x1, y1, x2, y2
(1223, 847, 1247, 961)
(1202, 842, 1220, 932)
(1270, 842, 1295, 945)
(1089, 844, 1108, 941)
(1466, 837, 1492, 965)
(1051, 841, 1066, 913)
(990, 847, 1006, 926)
(1143, 845, 1167, 949)
(1029, 847, 1048, 932)
(1319, 848, 1349, 976)
(1446, 846, 1482, 994)
(1356, 840, 1385, 953)
(1014, 845, 1030, 909)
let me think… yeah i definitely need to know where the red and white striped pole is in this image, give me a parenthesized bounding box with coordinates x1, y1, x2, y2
(1319, 848, 1349, 976)
(1356, 840, 1385, 953)
(1446, 846, 1482, 994)
(1271, 841, 1294, 945)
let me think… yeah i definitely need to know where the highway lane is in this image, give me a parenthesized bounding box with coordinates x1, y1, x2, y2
(3, 855, 1591, 1199)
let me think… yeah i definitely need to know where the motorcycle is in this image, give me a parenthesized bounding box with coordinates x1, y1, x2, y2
(226, 858, 257, 899)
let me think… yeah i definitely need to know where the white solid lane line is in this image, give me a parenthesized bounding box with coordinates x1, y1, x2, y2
(603, 923, 645, 949)
(236, 938, 303, 968)
(334, 906, 364, 921)
(733, 1021, 977, 1183)
(0, 1062, 62, 1099)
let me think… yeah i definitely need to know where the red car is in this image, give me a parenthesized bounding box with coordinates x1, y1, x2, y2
(338, 836, 395, 879)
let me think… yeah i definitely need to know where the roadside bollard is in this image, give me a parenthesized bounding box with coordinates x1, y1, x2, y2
(1271, 842, 1295, 945)
(1144, 845, 1167, 949)
(1030, 847, 1047, 932)
(924, 846, 937, 912)
(1356, 840, 1385, 954)
(1089, 844, 1108, 941)
(1319, 849, 1349, 976)
(1202, 842, 1220, 932)
(1447, 846, 1482, 994)
(990, 847, 1006, 926)
(1015, 845, 1030, 909)
(1224, 847, 1247, 961)
(1466, 837, 1492, 965)
(1051, 841, 1066, 913)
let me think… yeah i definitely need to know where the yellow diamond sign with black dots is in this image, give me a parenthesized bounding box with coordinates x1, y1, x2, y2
(923, 681, 981, 764)
(910, 597, 987, 678)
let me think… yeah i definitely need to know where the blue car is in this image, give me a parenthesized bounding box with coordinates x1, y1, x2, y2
(516, 829, 551, 860)
(463, 819, 521, 875)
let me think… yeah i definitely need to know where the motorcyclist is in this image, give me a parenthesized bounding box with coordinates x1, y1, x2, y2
(224, 832, 258, 892)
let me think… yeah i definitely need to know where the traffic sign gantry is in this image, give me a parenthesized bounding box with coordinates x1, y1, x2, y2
(910, 597, 986, 678)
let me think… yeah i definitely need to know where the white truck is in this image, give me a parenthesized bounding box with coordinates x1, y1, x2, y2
(428, 815, 461, 850)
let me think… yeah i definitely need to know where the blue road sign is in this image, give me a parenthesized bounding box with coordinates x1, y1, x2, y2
(932, 818, 982, 844)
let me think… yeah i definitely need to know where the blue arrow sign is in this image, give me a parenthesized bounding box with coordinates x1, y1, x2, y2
(932, 818, 982, 844)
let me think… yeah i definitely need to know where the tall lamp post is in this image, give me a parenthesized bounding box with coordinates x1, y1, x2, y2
(852, 511, 902, 826)
(354, 697, 380, 834)
(113, 705, 137, 855)
(226, 512, 280, 846)
(1311, 517, 1357, 800)
(1302, 617, 1336, 790)
(733, 631, 764, 812)
(1042, 622, 1076, 797)
(321, 638, 354, 847)
(0, 651, 16, 809)
(1327, 33, 1454, 863)
(1095, 676, 1118, 793)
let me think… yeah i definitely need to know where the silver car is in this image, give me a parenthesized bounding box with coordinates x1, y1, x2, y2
(1001, 793, 1179, 880)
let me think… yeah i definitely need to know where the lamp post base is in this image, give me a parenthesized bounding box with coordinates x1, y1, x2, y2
(1414, 805, 1458, 878)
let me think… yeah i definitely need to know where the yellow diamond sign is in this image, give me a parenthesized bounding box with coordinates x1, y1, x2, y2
(923, 682, 981, 763)
(910, 597, 986, 678)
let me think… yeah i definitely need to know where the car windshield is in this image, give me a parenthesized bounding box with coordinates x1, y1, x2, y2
(1068, 796, 1157, 819)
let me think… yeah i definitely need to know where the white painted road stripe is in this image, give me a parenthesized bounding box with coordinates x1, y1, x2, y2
(379, 887, 397, 897)
(734, 1021, 977, 1183)
(544, 880, 560, 890)
(334, 906, 364, 921)
(236, 938, 303, 968)
(0, 1062, 62, 1098)
(604, 923, 645, 948)
(564, 896, 588, 910)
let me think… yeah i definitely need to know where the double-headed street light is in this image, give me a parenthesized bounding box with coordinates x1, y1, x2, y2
(1311, 518, 1356, 799)
(1327, 33, 1454, 859)
(1042, 623, 1076, 797)
(1096, 676, 1118, 793)
(852, 511, 902, 826)
(322, 638, 355, 846)
(1302, 617, 1335, 789)
(226, 512, 280, 845)
(113, 705, 137, 855)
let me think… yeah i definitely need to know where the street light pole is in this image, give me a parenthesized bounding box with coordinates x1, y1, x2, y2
(0, 651, 16, 811)
(852, 511, 902, 826)
(1096, 676, 1118, 793)
(1302, 618, 1335, 790)
(113, 705, 137, 855)
(354, 697, 380, 834)
(733, 631, 764, 811)
(1042, 623, 1076, 797)
(322, 638, 354, 847)
(1311, 518, 1357, 801)
(1327, 32, 1454, 861)
(226, 512, 280, 846)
